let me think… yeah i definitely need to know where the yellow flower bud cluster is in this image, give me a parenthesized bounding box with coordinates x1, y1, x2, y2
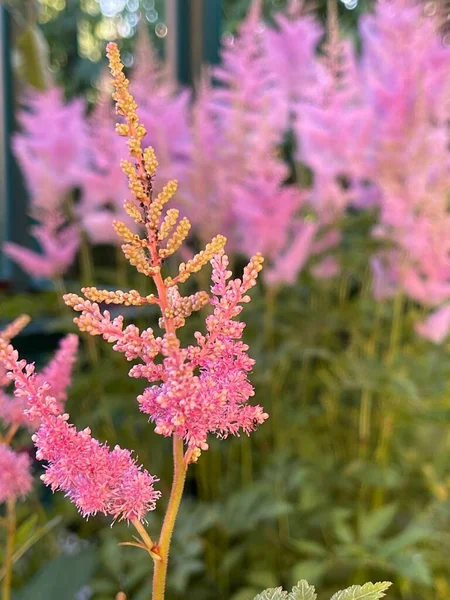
(107, 43, 232, 304)
(120, 159, 147, 201)
(159, 217, 191, 259)
(167, 235, 227, 286)
(0, 314, 31, 342)
(242, 253, 265, 290)
(112, 220, 142, 244)
(106, 42, 145, 161)
(159, 289, 210, 329)
(81, 287, 157, 307)
(124, 200, 144, 225)
(148, 180, 178, 230)
(158, 209, 179, 241)
(143, 146, 158, 177)
(122, 243, 160, 277)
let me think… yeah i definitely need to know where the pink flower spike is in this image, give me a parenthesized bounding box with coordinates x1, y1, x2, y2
(0, 445, 33, 503)
(3, 224, 79, 280)
(0, 338, 160, 522)
(137, 251, 268, 452)
(37, 334, 79, 405)
(416, 305, 450, 344)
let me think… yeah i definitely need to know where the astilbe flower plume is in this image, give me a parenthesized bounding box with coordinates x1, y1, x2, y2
(0, 337, 159, 522)
(4, 87, 84, 279)
(0, 316, 34, 503)
(63, 42, 268, 455)
(0, 445, 33, 503)
(0, 326, 79, 430)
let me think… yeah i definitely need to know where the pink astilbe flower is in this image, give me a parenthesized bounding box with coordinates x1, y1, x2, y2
(65, 251, 268, 452)
(13, 87, 88, 217)
(265, 0, 325, 111)
(212, 0, 288, 153)
(0, 444, 33, 503)
(37, 334, 79, 406)
(359, 0, 450, 305)
(0, 338, 160, 522)
(3, 223, 80, 280)
(177, 77, 239, 249)
(130, 28, 191, 189)
(265, 220, 318, 286)
(78, 75, 135, 244)
(136, 252, 268, 450)
(416, 305, 450, 344)
(233, 163, 302, 260)
(0, 333, 78, 430)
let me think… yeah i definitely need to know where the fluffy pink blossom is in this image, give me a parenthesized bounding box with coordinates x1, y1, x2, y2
(0, 334, 78, 429)
(65, 252, 268, 451)
(265, 2, 324, 110)
(416, 305, 450, 344)
(0, 338, 160, 522)
(77, 82, 134, 244)
(3, 224, 79, 280)
(13, 87, 88, 217)
(0, 445, 33, 503)
(312, 256, 339, 279)
(265, 221, 318, 286)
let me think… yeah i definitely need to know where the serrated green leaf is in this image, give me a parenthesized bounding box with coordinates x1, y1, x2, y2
(330, 582, 392, 600)
(359, 504, 397, 541)
(253, 587, 288, 600)
(289, 580, 317, 600)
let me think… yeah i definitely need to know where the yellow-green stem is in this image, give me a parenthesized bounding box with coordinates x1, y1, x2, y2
(2, 499, 16, 600)
(152, 436, 187, 600)
(359, 390, 372, 457)
(373, 293, 404, 507)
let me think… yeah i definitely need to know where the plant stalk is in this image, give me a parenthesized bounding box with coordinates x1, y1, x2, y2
(152, 436, 187, 600)
(2, 499, 16, 600)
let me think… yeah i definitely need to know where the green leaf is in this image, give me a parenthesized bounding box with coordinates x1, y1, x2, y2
(13, 551, 98, 600)
(253, 587, 288, 600)
(330, 582, 392, 600)
(289, 580, 317, 600)
(359, 504, 397, 541)
(291, 540, 327, 558)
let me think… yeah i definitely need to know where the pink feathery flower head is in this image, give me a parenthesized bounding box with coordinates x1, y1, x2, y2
(265, 1, 324, 110)
(265, 220, 318, 286)
(233, 162, 301, 260)
(37, 334, 79, 406)
(0, 444, 33, 503)
(77, 78, 136, 243)
(137, 251, 268, 450)
(13, 87, 88, 217)
(64, 252, 268, 452)
(0, 334, 78, 430)
(0, 337, 160, 522)
(416, 304, 450, 344)
(3, 223, 80, 280)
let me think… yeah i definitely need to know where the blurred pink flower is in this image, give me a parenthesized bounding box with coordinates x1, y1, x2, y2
(13, 88, 88, 218)
(416, 305, 450, 344)
(265, 221, 318, 286)
(3, 224, 79, 280)
(0, 445, 33, 503)
(0, 334, 78, 430)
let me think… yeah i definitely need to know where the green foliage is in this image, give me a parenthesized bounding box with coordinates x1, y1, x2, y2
(330, 582, 391, 600)
(12, 551, 97, 600)
(253, 581, 391, 600)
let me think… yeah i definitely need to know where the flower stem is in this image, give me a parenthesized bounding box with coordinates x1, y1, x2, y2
(152, 436, 187, 600)
(2, 499, 16, 600)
